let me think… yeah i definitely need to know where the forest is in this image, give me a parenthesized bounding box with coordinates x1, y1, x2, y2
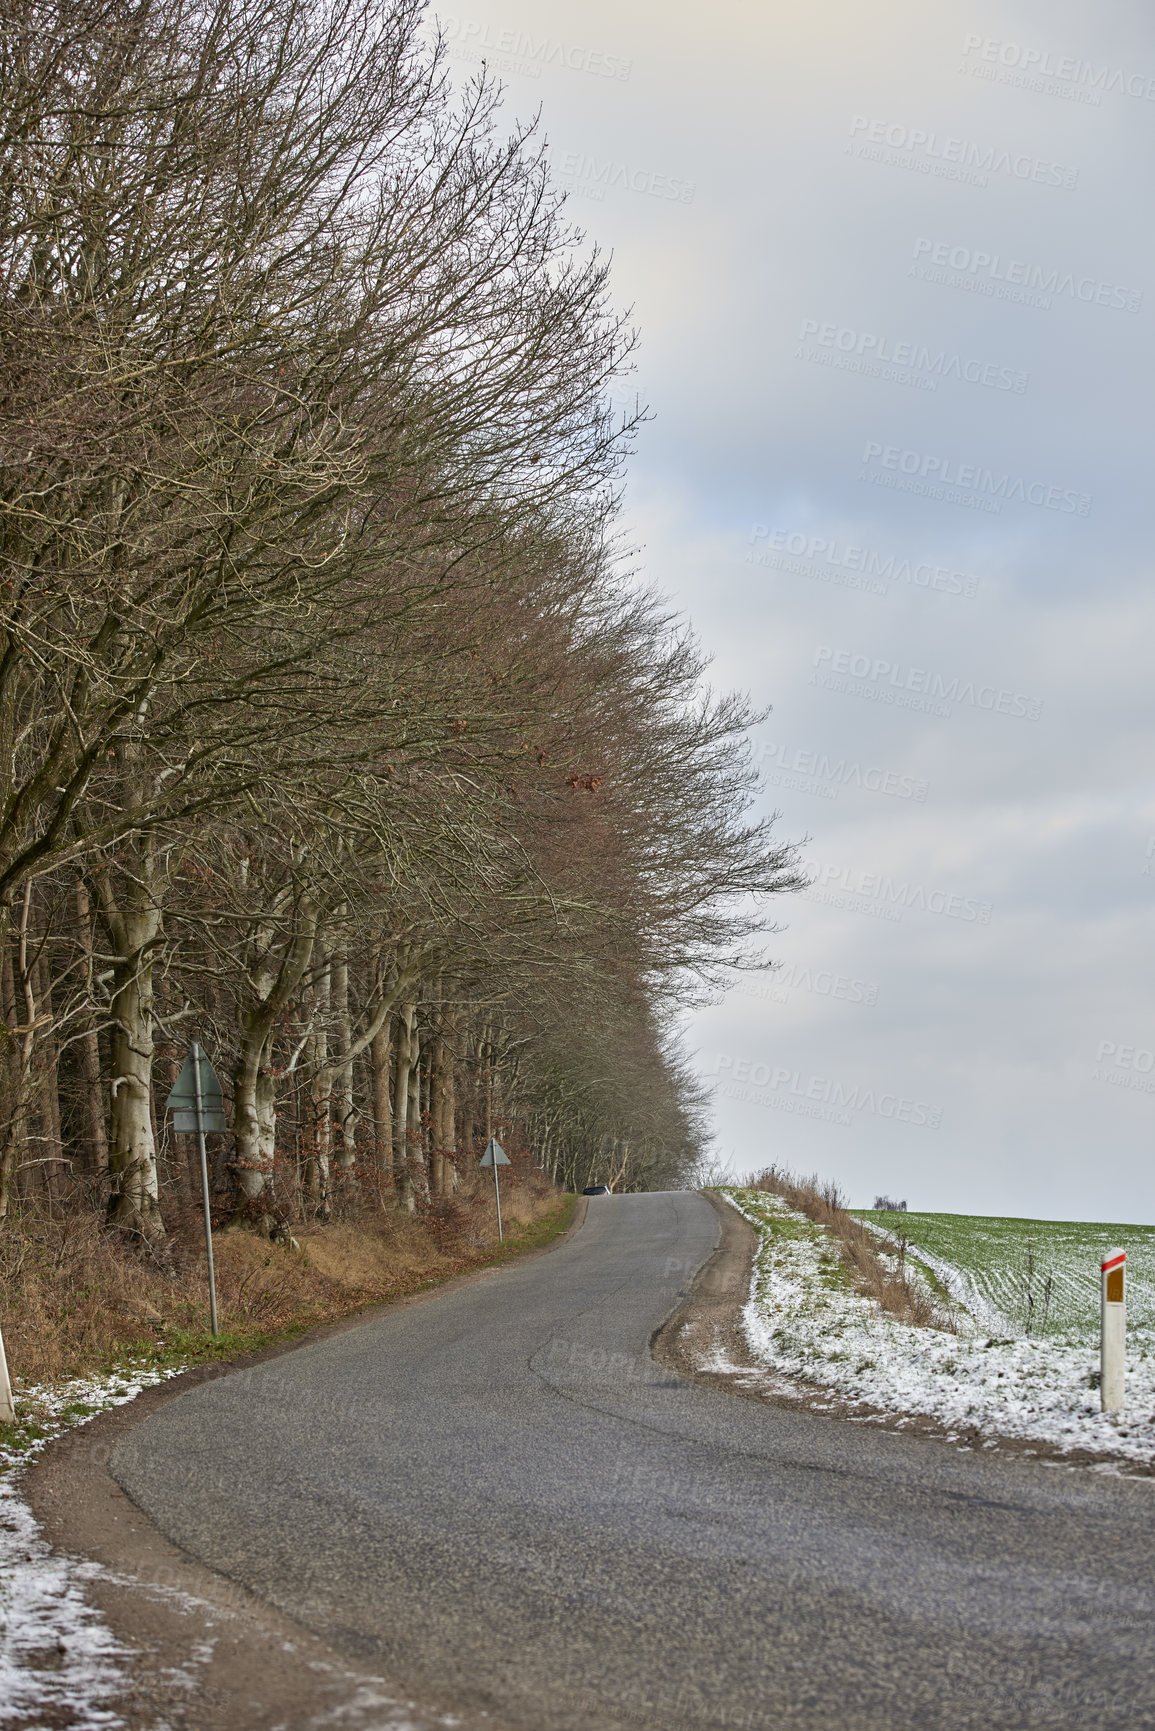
(0, 0, 802, 1279)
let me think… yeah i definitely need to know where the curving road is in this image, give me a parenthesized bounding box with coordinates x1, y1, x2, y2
(112, 1193, 1155, 1730)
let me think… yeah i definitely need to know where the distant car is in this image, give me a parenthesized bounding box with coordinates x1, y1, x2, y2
(582, 1184, 611, 1196)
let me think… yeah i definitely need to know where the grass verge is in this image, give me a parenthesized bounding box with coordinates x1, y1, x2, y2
(748, 1165, 952, 1329)
(0, 1186, 577, 1467)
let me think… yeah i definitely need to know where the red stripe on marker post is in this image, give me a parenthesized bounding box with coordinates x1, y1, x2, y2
(1101, 1251, 1126, 1273)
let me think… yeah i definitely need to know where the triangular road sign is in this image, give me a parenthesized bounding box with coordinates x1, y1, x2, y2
(480, 1137, 510, 1168)
(165, 1042, 227, 1133)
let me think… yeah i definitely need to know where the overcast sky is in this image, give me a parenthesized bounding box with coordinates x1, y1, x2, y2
(434, 0, 1155, 1220)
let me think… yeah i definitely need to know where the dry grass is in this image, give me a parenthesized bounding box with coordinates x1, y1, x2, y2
(749, 1165, 953, 1331)
(0, 1170, 571, 1388)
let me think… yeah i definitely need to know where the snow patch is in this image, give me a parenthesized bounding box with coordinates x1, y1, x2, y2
(0, 1484, 128, 1728)
(1, 1362, 468, 1729)
(723, 1189, 1155, 1467)
(1, 1362, 188, 1727)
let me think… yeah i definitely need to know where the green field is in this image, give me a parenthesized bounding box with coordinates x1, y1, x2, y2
(856, 1210, 1155, 1344)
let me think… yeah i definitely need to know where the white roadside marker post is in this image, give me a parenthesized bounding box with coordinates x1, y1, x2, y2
(1100, 1248, 1126, 1413)
(0, 1318, 14, 1423)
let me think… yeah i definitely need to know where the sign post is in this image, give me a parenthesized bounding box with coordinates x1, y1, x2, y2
(0, 1319, 14, 1423)
(1100, 1248, 1126, 1412)
(480, 1137, 511, 1243)
(166, 1042, 227, 1337)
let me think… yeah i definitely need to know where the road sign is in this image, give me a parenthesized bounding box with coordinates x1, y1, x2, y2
(1101, 1248, 1126, 1412)
(166, 1047, 227, 1132)
(480, 1138, 510, 1241)
(166, 1041, 223, 1336)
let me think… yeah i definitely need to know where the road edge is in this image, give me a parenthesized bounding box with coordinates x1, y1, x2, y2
(653, 1190, 1155, 1478)
(17, 1196, 590, 1731)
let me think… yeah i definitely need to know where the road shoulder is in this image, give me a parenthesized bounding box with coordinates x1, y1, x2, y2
(653, 1191, 1155, 1476)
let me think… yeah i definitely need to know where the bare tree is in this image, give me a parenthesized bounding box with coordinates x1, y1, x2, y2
(0, 0, 804, 1267)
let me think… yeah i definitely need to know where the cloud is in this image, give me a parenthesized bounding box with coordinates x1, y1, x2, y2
(441, 0, 1155, 1219)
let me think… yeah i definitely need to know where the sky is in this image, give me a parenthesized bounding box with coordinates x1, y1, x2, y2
(432, 0, 1155, 1220)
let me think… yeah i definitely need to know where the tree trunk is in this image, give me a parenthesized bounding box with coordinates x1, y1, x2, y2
(0, 910, 20, 1218)
(407, 1020, 427, 1203)
(303, 955, 331, 1217)
(233, 1025, 278, 1208)
(107, 961, 163, 1240)
(392, 1002, 416, 1211)
(0, 894, 41, 1217)
(230, 892, 318, 1215)
(371, 1022, 393, 1189)
(442, 1037, 457, 1191)
(32, 942, 64, 1202)
(74, 882, 108, 1178)
(429, 1011, 459, 1198)
(332, 949, 357, 1169)
(99, 847, 167, 1246)
(428, 1031, 445, 1199)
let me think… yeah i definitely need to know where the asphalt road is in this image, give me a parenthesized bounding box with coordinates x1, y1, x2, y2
(112, 1193, 1155, 1730)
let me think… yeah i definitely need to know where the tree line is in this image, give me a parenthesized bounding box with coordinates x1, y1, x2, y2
(0, 0, 802, 1247)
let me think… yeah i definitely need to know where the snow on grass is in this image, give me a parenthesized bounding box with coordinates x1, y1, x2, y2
(724, 1188, 1155, 1466)
(0, 1360, 188, 1728)
(856, 1208, 1155, 1343)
